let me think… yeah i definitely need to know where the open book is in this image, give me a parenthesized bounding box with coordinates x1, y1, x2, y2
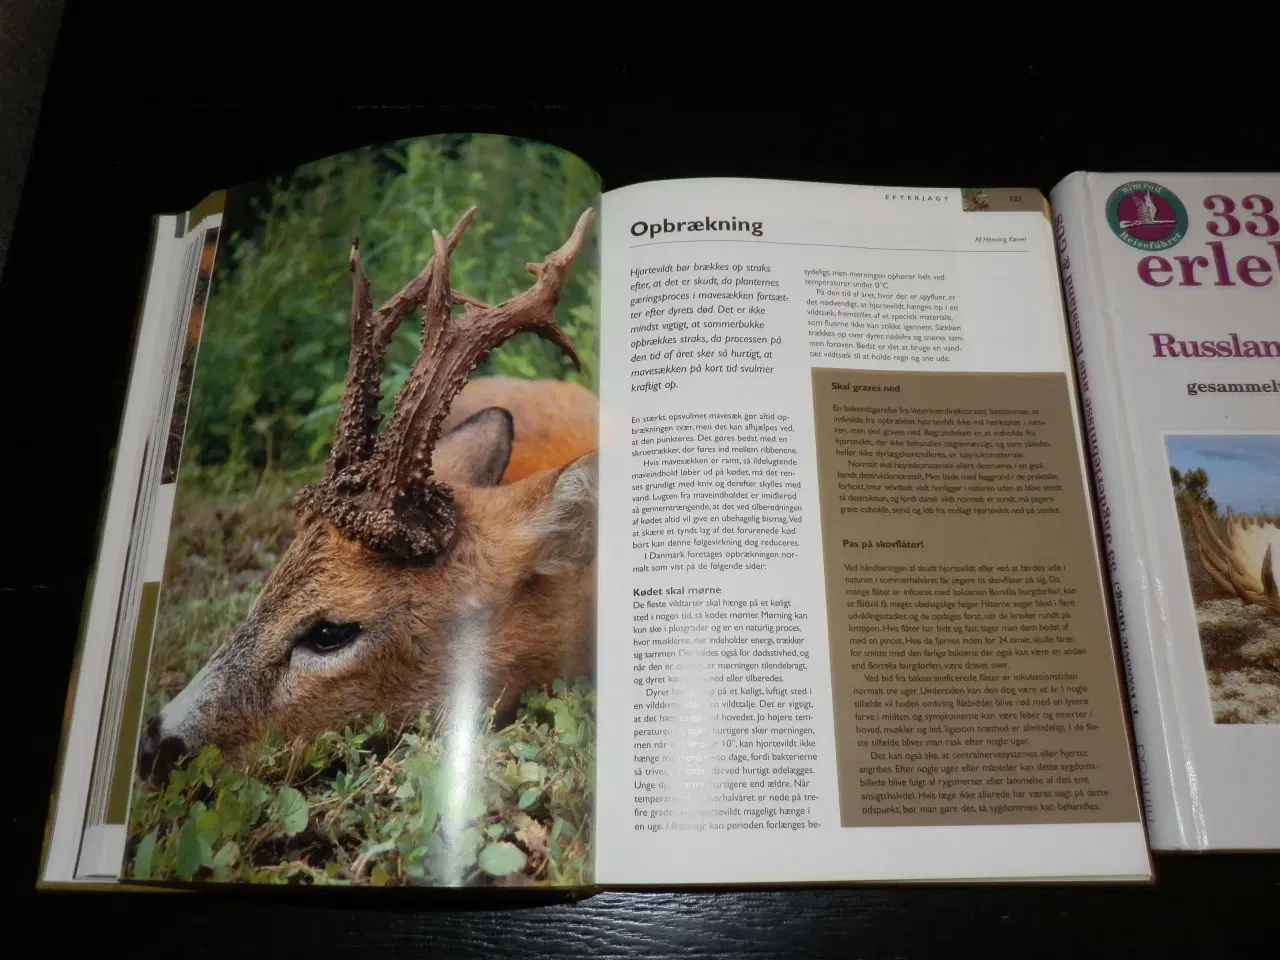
(40, 134, 1149, 888)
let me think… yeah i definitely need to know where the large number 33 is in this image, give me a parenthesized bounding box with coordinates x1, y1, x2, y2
(1204, 194, 1279, 238)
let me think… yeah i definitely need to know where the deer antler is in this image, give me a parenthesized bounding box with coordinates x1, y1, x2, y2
(296, 206, 594, 562)
(1191, 504, 1280, 616)
(327, 208, 477, 474)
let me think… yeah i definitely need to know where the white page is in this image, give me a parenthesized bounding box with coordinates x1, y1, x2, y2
(594, 178, 1149, 884)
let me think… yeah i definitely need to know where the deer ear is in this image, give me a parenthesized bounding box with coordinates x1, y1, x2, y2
(432, 407, 513, 487)
(530, 452, 598, 575)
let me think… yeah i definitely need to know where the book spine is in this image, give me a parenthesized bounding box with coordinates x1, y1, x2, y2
(1050, 174, 1198, 850)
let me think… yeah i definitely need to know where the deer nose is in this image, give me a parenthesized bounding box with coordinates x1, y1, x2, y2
(137, 716, 187, 783)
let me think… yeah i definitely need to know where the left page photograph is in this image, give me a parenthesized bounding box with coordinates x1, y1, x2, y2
(47, 133, 602, 888)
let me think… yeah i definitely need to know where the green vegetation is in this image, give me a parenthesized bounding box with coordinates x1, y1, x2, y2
(1170, 465, 1219, 520)
(1170, 465, 1230, 608)
(1171, 465, 1277, 529)
(128, 680, 594, 886)
(186, 134, 600, 476)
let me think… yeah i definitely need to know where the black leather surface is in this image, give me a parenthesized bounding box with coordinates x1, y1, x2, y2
(17, 858, 1280, 956)
(6, 6, 1277, 954)
(0, 0, 62, 276)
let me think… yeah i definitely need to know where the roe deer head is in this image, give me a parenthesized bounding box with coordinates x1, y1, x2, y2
(1191, 504, 1280, 616)
(139, 207, 597, 779)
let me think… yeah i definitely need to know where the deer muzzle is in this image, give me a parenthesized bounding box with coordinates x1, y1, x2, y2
(136, 716, 187, 783)
(138, 655, 222, 783)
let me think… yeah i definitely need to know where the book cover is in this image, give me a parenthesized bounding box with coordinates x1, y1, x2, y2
(1051, 172, 1279, 850)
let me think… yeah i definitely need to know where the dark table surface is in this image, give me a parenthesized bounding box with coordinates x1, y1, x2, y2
(5, 5, 1277, 955)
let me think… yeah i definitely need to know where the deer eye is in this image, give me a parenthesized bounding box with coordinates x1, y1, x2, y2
(298, 620, 361, 654)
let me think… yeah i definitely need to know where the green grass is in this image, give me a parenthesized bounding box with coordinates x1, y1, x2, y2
(135, 464, 595, 886)
(187, 134, 600, 473)
(128, 685, 595, 887)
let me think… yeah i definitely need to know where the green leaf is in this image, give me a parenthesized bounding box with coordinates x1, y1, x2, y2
(211, 841, 239, 881)
(216, 791, 243, 837)
(360, 839, 397, 859)
(277, 786, 308, 836)
(552, 677, 567, 697)
(486, 824, 506, 839)
(245, 779, 270, 808)
(369, 863, 390, 887)
(175, 820, 202, 880)
(404, 753, 435, 778)
(460, 792, 486, 821)
(198, 835, 215, 868)
(518, 788, 540, 811)
(166, 766, 189, 794)
(132, 831, 157, 881)
(434, 766, 484, 821)
(212, 840, 239, 869)
(478, 842, 526, 878)
(315, 380, 346, 405)
(518, 762, 543, 784)
(416, 778, 440, 831)
(549, 701, 579, 742)
(403, 858, 426, 879)
(195, 809, 221, 845)
(455, 826, 484, 860)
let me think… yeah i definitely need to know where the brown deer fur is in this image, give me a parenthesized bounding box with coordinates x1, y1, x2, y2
(162, 450, 596, 763)
(442, 376, 598, 483)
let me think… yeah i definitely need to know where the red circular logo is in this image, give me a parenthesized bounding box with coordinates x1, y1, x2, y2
(1116, 192, 1178, 242)
(1106, 183, 1189, 251)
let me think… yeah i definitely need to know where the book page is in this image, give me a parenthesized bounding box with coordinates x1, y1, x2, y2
(107, 134, 602, 888)
(595, 179, 1148, 883)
